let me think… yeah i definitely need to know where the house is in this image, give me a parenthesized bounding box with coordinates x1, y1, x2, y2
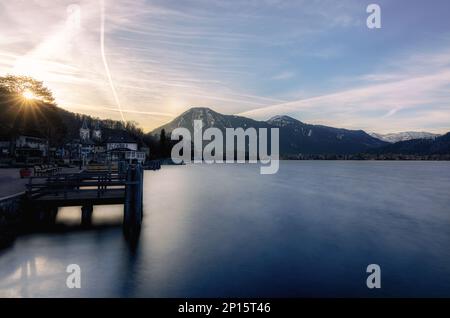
(14, 135, 49, 164)
(106, 131, 146, 164)
(80, 139, 96, 163)
(0, 140, 11, 157)
(62, 141, 82, 162)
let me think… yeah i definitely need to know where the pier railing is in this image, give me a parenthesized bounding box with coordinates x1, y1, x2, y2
(26, 171, 129, 200)
(24, 165, 144, 239)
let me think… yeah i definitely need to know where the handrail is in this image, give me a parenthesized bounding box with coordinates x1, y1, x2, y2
(26, 174, 137, 200)
(0, 191, 26, 202)
(25, 164, 143, 203)
(27, 173, 125, 180)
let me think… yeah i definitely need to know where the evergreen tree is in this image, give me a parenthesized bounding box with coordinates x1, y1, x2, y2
(159, 129, 167, 157)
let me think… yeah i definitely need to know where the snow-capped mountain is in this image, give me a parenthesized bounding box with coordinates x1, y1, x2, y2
(369, 132, 441, 143)
(369, 132, 450, 155)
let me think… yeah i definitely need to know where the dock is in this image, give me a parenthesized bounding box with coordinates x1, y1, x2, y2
(25, 164, 144, 239)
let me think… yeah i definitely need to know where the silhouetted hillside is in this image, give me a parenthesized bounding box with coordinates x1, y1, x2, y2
(0, 91, 145, 146)
(0, 92, 66, 145)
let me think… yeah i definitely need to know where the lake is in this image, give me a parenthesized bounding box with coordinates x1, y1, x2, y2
(1, 161, 450, 297)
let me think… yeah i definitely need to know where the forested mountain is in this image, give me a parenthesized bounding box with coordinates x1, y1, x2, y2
(150, 107, 388, 155)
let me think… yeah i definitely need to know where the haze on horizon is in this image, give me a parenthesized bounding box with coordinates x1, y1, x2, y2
(1, 0, 449, 134)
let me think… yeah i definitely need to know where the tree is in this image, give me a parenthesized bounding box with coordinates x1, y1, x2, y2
(160, 129, 167, 157)
(0, 74, 55, 104)
(0, 75, 65, 144)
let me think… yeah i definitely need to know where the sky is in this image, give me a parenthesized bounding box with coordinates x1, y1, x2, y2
(0, 0, 449, 133)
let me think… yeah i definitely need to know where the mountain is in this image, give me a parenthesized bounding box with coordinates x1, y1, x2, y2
(151, 107, 271, 136)
(369, 131, 441, 143)
(150, 107, 388, 155)
(267, 115, 387, 155)
(369, 132, 450, 155)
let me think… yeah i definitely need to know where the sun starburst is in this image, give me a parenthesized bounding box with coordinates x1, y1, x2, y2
(22, 90, 36, 100)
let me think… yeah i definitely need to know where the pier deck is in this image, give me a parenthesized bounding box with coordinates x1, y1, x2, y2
(24, 165, 144, 238)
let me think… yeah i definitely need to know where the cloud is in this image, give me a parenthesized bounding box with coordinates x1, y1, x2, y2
(272, 71, 296, 81)
(1, 0, 448, 134)
(1, 0, 296, 130)
(239, 49, 450, 133)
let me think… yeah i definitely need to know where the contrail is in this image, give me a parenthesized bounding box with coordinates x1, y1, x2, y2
(100, 0, 125, 123)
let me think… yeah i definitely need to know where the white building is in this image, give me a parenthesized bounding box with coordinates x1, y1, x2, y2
(15, 136, 48, 156)
(14, 135, 49, 164)
(92, 121, 102, 141)
(75, 121, 147, 165)
(79, 118, 90, 142)
(106, 132, 146, 164)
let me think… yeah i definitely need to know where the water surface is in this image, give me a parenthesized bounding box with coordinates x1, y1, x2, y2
(1, 161, 450, 297)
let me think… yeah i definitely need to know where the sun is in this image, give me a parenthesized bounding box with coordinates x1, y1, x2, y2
(22, 90, 35, 100)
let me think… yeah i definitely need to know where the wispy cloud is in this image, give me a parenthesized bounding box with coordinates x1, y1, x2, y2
(1, 0, 449, 133)
(272, 71, 296, 81)
(240, 49, 450, 133)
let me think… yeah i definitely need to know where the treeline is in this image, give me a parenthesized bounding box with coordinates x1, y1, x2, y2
(0, 90, 141, 145)
(282, 153, 450, 160)
(0, 91, 67, 145)
(143, 129, 178, 159)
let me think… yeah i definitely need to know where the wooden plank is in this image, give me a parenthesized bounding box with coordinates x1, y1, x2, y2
(31, 189, 126, 207)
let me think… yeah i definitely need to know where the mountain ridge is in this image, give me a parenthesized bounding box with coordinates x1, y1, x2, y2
(369, 131, 441, 143)
(368, 132, 450, 155)
(149, 107, 388, 155)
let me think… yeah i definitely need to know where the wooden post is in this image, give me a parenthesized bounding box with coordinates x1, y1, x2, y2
(134, 164, 143, 224)
(123, 166, 132, 237)
(123, 164, 143, 239)
(48, 206, 58, 224)
(81, 205, 93, 226)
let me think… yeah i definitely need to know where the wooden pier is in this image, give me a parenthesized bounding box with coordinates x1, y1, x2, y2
(25, 164, 144, 239)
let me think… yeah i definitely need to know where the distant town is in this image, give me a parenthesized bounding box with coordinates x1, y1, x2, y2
(0, 119, 148, 168)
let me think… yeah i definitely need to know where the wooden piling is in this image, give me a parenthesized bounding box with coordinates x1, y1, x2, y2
(123, 164, 144, 239)
(81, 205, 93, 227)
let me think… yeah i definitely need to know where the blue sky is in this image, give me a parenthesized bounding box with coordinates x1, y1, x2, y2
(1, 0, 449, 133)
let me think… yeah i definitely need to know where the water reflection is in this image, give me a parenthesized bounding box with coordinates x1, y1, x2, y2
(0, 206, 133, 297)
(1, 162, 450, 297)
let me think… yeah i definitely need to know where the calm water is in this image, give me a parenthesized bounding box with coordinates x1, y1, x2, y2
(1, 161, 450, 297)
